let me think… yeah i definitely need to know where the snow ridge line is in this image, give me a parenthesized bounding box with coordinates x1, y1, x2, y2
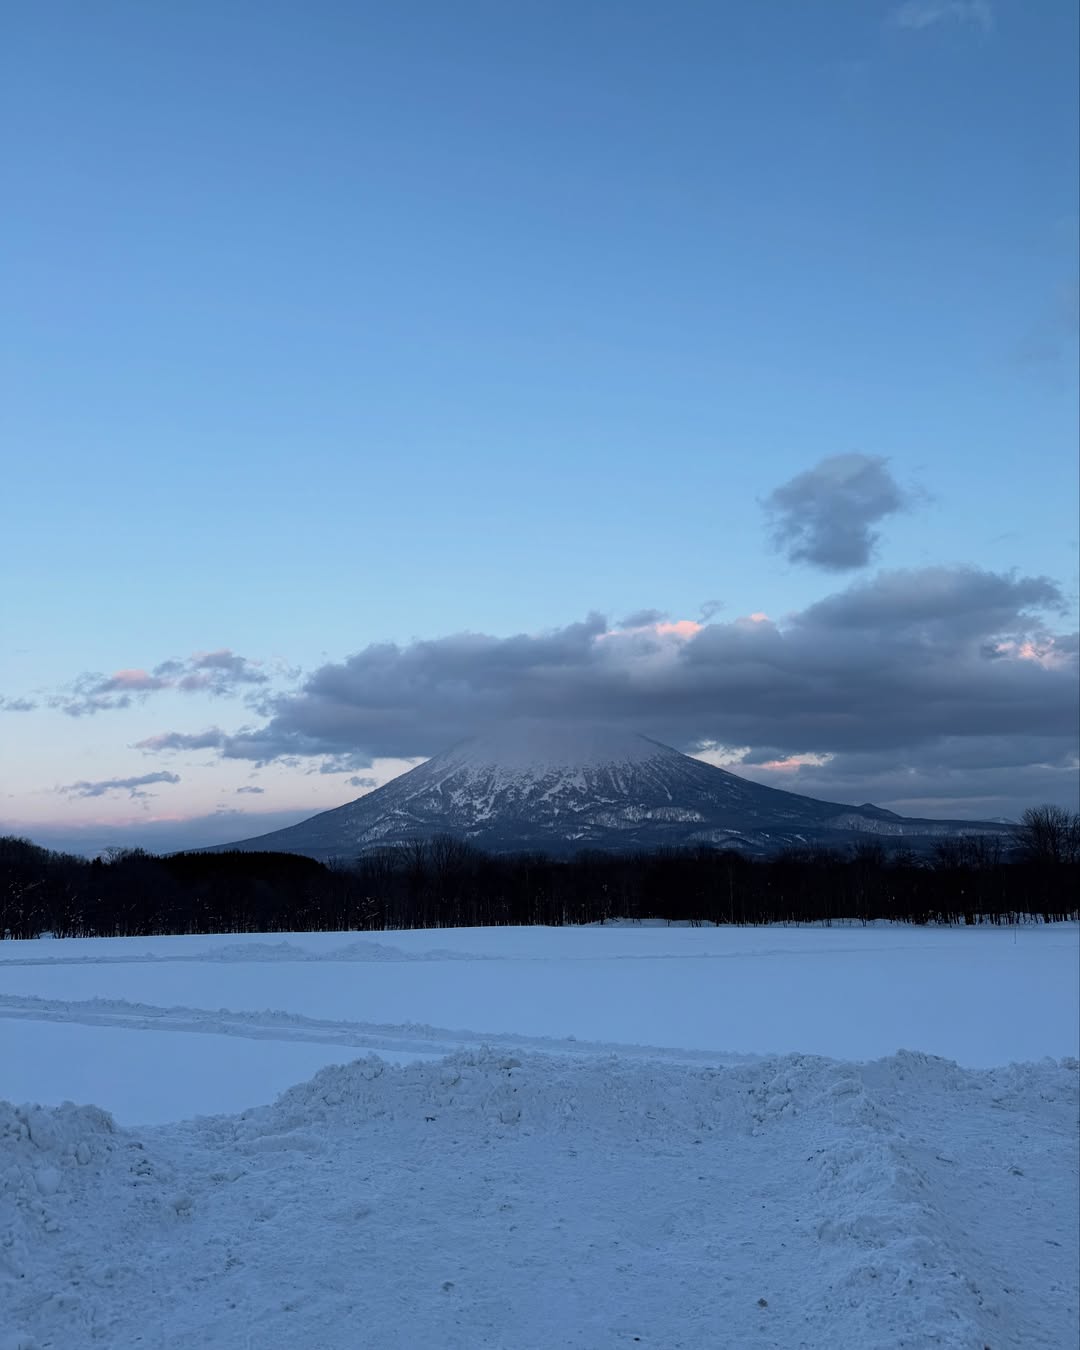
(0, 992, 762, 1066)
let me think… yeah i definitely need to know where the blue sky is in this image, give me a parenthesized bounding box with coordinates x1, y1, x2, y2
(2, 0, 1077, 853)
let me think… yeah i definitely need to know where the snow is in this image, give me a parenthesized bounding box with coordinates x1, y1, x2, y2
(2, 923, 1078, 1349)
(2, 924, 1076, 1087)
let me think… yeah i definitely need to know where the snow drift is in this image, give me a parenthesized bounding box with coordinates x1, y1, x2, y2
(3, 1050, 1077, 1350)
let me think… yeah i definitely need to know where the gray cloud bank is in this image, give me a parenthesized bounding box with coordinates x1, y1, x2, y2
(137, 566, 1079, 818)
(764, 454, 916, 571)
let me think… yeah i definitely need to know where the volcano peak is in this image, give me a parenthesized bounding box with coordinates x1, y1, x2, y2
(211, 721, 1011, 859)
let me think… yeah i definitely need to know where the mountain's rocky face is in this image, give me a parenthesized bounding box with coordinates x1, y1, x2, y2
(211, 722, 1010, 860)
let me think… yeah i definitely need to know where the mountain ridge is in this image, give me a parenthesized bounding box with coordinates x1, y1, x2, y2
(207, 722, 1012, 859)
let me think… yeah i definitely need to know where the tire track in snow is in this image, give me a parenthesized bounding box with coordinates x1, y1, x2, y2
(0, 939, 491, 968)
(0, 992, 760, 1068)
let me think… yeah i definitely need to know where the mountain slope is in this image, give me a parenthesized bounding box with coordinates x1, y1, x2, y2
(209, 722, 1010, 859)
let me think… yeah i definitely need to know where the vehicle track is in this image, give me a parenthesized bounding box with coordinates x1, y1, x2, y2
(0, 991, 758, 1068)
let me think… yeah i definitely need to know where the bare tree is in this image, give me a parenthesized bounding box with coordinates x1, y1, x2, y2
(1016, 805, 1080, 865)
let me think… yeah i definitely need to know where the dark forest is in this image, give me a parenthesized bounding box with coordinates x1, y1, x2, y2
(2, 807, 1077, 939)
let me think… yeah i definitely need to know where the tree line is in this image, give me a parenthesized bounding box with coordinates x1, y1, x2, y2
(2, 806, 1077, 939)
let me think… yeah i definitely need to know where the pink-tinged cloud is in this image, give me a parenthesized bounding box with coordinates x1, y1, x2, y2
(754, 753, 834, 774)
(42, 649, 272, 716)
(653, 620, 702, 639)
(99, 669, 169, 692)
(601, 617, 703, 643)
(988, 636, 1073, 670)
(729, 611, 774, 632)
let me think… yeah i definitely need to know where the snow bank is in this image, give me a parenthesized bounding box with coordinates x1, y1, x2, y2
(3, 1051, 1077, 1349)
(1, 1098, 117, 1290)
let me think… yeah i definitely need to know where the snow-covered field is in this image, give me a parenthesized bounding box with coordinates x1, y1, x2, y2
(2, 922, 1078, 1349)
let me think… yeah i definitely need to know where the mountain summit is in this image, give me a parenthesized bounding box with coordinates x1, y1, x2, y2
(210, 721, 1009, 859)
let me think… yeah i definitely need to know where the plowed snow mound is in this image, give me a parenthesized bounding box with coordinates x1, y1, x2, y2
(3, 1053, 1077, 1350)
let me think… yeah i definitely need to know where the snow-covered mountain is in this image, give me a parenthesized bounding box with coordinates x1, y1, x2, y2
(210, 721, 1011, 859)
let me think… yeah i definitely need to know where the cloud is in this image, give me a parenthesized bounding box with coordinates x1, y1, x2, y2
(134, 728, 230, 753)
(0, 696, 36, 712)
(166, 650, 271, 695)
(48, 650, 269, 716)
(49, 675, 138, 717)
(99, 669, 170, 693)
(720, 738, 1078, 821)
(764, 454, 918, 571)
(618, 609, 669, 629)
(313, 753, 384, 776)
(347, 775, 379, 789)
(889, 1, 993, 32)
(797, 565, 1062, 637)
(58, 771, 182, 800)
(131, 568, 1077, 818)
(235, 785, 265, 795)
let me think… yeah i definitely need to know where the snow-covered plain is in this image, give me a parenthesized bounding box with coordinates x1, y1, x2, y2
(2, 922, 1078, 1349)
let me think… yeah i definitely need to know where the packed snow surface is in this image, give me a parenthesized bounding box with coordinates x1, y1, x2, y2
(2, 923, 1078, 1349)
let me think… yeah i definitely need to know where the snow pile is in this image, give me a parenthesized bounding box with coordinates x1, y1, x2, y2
(1, 1098, 116, 1289)
(2, 925, 1077, 1346)
(3, 1050, 1076, 1349)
